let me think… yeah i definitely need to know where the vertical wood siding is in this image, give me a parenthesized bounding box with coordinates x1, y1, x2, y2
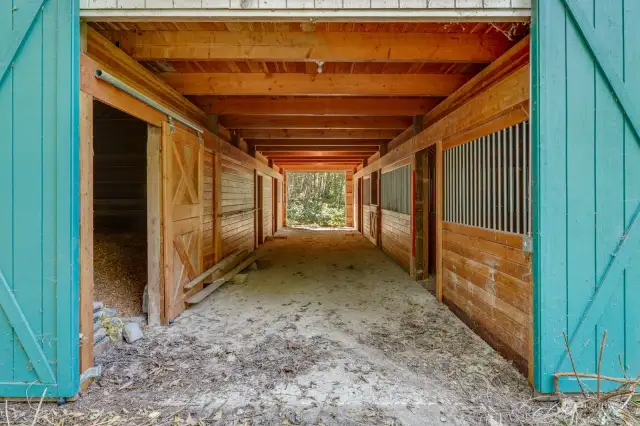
(533, 0, 640, 393)
(263, 175, 273, 239)
(203, 151, 214, 269)
(82, 0, 530, 9)
(221, 159, 255, 257)
(346, 171, 354, 227)
(381, 210, 411, 271)
(0, 0, 79, 398)
(442, 221, 531, 375)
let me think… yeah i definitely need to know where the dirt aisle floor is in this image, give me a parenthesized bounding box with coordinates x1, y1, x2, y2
(7, 228, 547, 425)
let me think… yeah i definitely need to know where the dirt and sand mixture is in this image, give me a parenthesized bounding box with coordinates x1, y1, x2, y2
(3, 228, 637, 425)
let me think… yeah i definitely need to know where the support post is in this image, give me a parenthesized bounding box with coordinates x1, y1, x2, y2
(147, 125, 162, 326)
(283, 172, 287, 227)
(79, 90, 94, 385)
(346, 171, 354, 227)
(435, 140, 444, 302)
(213, 153, 223, 263)
(411, 151, 424, 280)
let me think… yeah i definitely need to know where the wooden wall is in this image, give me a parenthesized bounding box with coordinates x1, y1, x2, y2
(276, 180, 283, 230)
(203, 151, 214, 269)
(442, 222, 532, 375)
(93, 102, 147, 231)
(263, 175, 273, 239)
(221, 159, 255, 257)
(380, 210, 411, 272)
(346, 171, 354, 227)
(362, 204, 378, 246)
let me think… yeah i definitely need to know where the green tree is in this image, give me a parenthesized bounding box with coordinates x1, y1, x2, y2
(286, 172, 346, 226)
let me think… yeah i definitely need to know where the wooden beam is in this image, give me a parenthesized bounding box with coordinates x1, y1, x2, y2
(273, 158, 365, 162)
(250, 139, 387, 146)
(86, 26, 208, 127)
(262, 151, 374, 157)
(103, 30, 511, 63)
(147, 124, 162, 326)
(238, 129, 399, 140)
(160, 73, 471, 97)
(219, 115, 411, 130)
(355, 64, 530, 179)
(194, 96, 443, 116)
(282, 164, 358, 171)
(258, 145, 378, 152)
(435, 140, 443, 303)
(79, 91, 94, 385)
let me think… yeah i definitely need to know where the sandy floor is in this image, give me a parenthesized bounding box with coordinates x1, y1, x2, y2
(5, 228, 567, 425)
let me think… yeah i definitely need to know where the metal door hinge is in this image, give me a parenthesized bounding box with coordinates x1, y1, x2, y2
(168, 117, 175, 133)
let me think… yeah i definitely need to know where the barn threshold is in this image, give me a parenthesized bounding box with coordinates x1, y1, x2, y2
(57, 227, 533, 425)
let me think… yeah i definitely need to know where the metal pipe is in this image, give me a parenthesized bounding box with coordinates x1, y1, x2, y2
(94, 69, 206, 135)
(491, 132, 496, 230)
(509, 126, 514, 233)
(515, 123, 521, 235)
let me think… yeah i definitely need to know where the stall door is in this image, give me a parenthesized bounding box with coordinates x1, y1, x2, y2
(162, 123, 203, 322)
(0, 0, 79, 398)
(534, 0, 640, 393)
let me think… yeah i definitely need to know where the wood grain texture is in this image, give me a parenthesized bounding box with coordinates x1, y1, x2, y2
(220, 115, 412, 130)
(346, 171, 354, 227)
(221, 160, 255, 257)
(147, 125, 163, 326)
(442, 222, 531, 375)
(380, 209, 411, 272)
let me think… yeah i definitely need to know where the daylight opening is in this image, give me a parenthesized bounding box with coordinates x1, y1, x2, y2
(286, 172, 347, 227)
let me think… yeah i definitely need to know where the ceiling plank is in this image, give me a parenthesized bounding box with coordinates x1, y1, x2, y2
(282, 164, 357, 171)
(264, 151, 373, 157)
(220, 115, 411, 130)
(102, 31, 511, 63)
(160, 73, 470, 96)
(258, 145, 378, 152)
(193, 96, 443, 116)
(249, 139, 387, 146)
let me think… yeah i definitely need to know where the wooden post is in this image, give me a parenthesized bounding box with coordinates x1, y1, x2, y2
(283, 172, 287, 227)
(435, 141, 444, 302)
(345, 171, 354, 227)
(79, 90, 94, 385)
(411, 151, 424, 280)
(147, 125, 162, 326)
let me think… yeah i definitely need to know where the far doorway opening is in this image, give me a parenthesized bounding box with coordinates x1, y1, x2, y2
(286, 172, 347, 227)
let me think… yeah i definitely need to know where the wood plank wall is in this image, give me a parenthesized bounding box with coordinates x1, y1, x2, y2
(442, 222, 532, 375)
(203, 151, 214, 269)
(263, 175, 273, 239)
(363, 204, 377, 246)
(346, 171, 354, 227)
(221, 159, 255, 257)
(380, 209, 411, 272)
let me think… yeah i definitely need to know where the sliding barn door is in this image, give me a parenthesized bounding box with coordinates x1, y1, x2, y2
(534, 0, 640, 393)
(162, 122, 203, 322)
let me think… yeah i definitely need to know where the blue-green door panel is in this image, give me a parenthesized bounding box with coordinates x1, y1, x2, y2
(532, 0, 640, 394)
(0, 0, 79, 398)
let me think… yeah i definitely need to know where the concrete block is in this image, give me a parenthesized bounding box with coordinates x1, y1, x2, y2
(123, 323, 144, 344)
(93, 338, 110, 358)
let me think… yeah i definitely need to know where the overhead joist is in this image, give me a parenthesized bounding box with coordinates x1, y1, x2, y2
(249, 139, 386, 147)
(159, 73, 470, 97)
(262, 151, 375, 157)
(281, 164, 357, 172)
(355, 63, 530, 179)
(99, 30, 511, 63)
(267, 156, 370, 162)
(258, 145, 378, 152)
(238, 129, 398, 140)
(194, 96, 443, 116)
(219, 116, 412, 130)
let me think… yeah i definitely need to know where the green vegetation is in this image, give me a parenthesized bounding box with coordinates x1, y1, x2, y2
(286, 172, 346, 227)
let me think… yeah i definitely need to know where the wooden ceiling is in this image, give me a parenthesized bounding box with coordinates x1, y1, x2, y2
(89, 20, 529, 169)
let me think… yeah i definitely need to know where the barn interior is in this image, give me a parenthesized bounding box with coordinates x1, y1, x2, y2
(78, 19, 533, 396)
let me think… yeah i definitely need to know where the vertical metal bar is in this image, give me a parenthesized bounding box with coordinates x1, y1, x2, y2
(490, 133, 498, 229)
(509, 126, 514, 233)
(473, 139, 477, 227)
(481, 136, 485, 228)
(515, 123, 521, 235)
(463, 143, 467, 226)
(483, 136, 487, 229)
(455, 146, 459, 223)
(500, 129, 505, 231)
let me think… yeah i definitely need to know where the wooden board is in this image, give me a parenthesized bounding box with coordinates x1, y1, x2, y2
(147, 125, 163, 326)
(263, 175, 273, 240)
(203, 151, 215, 270)
(162, 122, 204, 322)
(346, 171, 354, 227)
(441, 221, 532, 376)
(380, 209, 411, 272)
(221, 159, 255, 257)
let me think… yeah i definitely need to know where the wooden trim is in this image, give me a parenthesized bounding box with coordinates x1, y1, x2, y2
(443, 222, 524, 249)
(381, 156, 412, 174)
(79, 91, 94, 384)
(147, 125, 163, 326)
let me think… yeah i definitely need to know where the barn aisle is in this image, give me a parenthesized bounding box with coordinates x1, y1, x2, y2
(52, 228, 534, 426)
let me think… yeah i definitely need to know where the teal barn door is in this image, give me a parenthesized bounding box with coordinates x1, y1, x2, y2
(533, 0, 640, 393)
(0, 0, 80, 398)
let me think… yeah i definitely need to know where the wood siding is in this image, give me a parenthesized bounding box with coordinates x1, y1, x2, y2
(363, 204, 377, 246)
(221, 159, 255, 257)
(81, 0, 530, 10)
(203, 151, 214, 269)
(276, 180, 283, 230)
(441, 221, 531, 375)
(380, 209, 411, 271)
(263, 175, 273, 239)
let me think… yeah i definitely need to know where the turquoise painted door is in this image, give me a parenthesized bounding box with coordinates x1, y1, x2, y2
(0, 0, 79, 398)
(533, 0, 640, 393)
